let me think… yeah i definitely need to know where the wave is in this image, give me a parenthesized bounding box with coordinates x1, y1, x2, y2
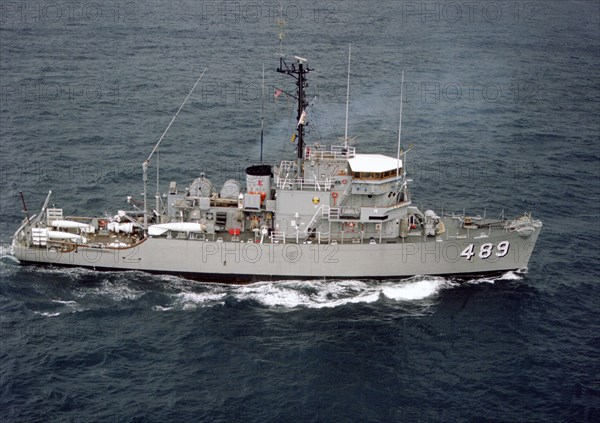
(73, 280, 145, 302)
(160, 276, 459, 310)
(162, 271, 522, 310)
(381, 277, 454, 300)
(6, 261, 523, 315)
(27, 299, 86, 318)
(229, 278, 441, 309)
(463, 270, 524, 285)
(0, 254, 20, 264)
(33, 311, 61, 317)
(172, 291, 228, 310)
(51, 299, 78, 305)
(0, 242, 19, 269)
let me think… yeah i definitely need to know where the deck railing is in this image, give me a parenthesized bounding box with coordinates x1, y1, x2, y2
(305, 145, 355, 160)
(275, 178, 333, 191)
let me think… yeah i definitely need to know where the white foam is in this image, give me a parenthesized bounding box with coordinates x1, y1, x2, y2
(26, 274, 465, 313)
(164, 277, 454, 310)
(22, 268, 502, 312)
(0, 254, 20, 264)
(174, 291, 227, 310)
(231, 279, 391, 309)
(51, 300, 78, 306)
(74, 281, 143, 302)
(234, 282, 310, 308)
(25, 265, 98, 280)
(34, 311, 61, 317)
(499, 270, 523, 280)
(381, 279, 447, 301)
(153, 305, 174, 312)
(463, 270, 524, 285)
(307, 290, 381, 309)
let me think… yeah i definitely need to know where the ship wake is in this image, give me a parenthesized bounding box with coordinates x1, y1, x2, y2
(155, 271, 524, 310)
(0, 255, 524, 314)
(159, 275, 513, 310)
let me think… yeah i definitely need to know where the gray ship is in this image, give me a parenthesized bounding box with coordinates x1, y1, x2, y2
(11, 57, 542, 283)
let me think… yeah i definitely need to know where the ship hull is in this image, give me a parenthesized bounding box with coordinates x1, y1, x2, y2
(12, 224, 540, 283)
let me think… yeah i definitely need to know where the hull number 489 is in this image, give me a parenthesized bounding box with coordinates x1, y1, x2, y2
(461, 241, 510, 260)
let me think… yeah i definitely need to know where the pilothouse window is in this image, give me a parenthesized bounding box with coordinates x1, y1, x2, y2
(352, 169, 402, 180)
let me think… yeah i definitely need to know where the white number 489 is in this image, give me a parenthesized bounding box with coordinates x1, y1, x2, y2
(461, 241, 510, 260)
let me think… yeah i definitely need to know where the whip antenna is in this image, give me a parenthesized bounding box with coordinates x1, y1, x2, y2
(344, 44, 351, 149)
(260, 62, 265, 163)
(146, 68, 207, 163)
(143, 68, 207, 230)
(396, 69, 404, 182)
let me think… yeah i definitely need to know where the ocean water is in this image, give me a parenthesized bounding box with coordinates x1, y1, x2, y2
(1, 1, 599, 421)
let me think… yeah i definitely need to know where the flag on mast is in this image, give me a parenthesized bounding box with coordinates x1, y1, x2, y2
(297, 110, 307, 127)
